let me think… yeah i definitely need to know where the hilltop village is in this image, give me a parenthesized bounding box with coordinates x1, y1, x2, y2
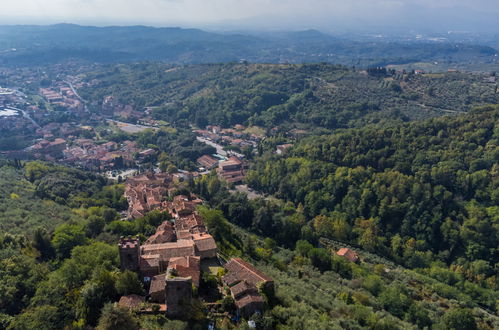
(118, 172, 274, 319)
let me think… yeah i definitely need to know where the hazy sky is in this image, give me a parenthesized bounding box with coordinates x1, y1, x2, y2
(2, 0, 499, 31)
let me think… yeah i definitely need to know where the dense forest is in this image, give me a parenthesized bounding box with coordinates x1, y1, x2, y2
(80, 63, 498, 129)
(243, 106, 498, 309)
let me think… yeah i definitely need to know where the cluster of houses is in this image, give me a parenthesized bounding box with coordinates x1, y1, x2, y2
(26, 127, 156, 170)
(102, 95, 143, 119)
(28, 138, 67, 160)
(119, 172, 274, 319)
(0, 110, 36, 136)
(197, 154, 248, 184)
(0, 87, 24, 105)
(194, 124, 263, 150)
(61, 139, 154, 170)
(39, 86, 85, 113)
(124, 172, 192, 219)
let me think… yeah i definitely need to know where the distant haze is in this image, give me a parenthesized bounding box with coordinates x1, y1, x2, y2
(2, 0, 499, 33)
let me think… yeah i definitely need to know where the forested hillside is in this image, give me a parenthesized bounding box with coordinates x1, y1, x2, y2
(0, 160, 82, 234)
(80, 63, 498, 129)
(246, 106, 498, 303)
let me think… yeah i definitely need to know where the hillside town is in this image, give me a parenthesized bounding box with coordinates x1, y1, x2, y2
(118, 172, 274, 319)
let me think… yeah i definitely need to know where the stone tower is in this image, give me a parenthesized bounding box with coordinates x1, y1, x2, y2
(164, 268, 192, 318)
(119, 237, 140, 272)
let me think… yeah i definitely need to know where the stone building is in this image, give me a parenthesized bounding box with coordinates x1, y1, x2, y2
(223, 258, 274, 318)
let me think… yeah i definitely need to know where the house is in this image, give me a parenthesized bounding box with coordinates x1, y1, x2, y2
(141, 240, 197, 262)
(168, 256, 201, 287)
(138, 148, 156, 160)
(118, 294, 145, 310)
(175, 213, 206, 235)
(223, 258, 274, 289)
(149, 273, 167, 303)
(276, 144, 293, 155)
(144, 221, 175, 245)
(222, 258, 274, 318)
(197, 155, 219, 170)
(191, 233, 218, 259)
(218, 156, 246, 184)
(167, 195, 203, 218)
(336, 248, 359, 263)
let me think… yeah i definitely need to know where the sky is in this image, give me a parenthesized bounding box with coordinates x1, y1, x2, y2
(1, 0, 499, 32)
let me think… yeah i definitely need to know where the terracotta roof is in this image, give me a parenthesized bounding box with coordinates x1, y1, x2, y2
(175, 213, 206, 233)
(145, 225, 175, 245)
(149, 274, 166, 295)
(222, 272, 240, 287)
(176, 229, 192, 240)
(223, 258, 273, 287)
(197, 155, 219, 168)
(192, 233, 217, 254)
(169, 256, 201, 287)
(139, 254, 160, 270)
(336, 248, 359, 263)
(230, 280, 256, 299)
(157, 220, 174, 232)
(234, 292, 264, 310)
(118, 294, 145, 309)
(219, 157, 242, 169)
(141, 240, 196, 260)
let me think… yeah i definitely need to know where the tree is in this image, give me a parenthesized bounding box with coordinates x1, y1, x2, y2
(8, 305, 66, 330)
(85, 215, 105, 238)
(96, 303, 140, 330)
(406, 302, 432, 329)
(362, 275, 384, 296)
(32, 228, 55, 260)
(308, 248, 331, 272)
(51, 224, 87, 259)
(115, 271, 144, 296)
(197, 207, 231, 242)
(378, 286, 411, 319)
(441, 308, 477, 330)
(295, 240, 313, 257)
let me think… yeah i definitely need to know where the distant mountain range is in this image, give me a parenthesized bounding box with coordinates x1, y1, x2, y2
(0, 24, 497, 69)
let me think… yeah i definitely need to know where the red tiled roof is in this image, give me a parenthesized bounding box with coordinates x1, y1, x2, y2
(175, 213, 206, 233)
(118, 294, 145, 309)
(336, 248, 359, 262)
(197, 155, 219, 169)
(141, 240, 196, 260)
(169, 256, 201, 287)
(223, 258, 273, 287)
(149, 274, 166, 295)
(233, 291, 264, 310)
(230, 280, 255, 299)
(139, 254, 160, 270)
(192, 233, 217, 254)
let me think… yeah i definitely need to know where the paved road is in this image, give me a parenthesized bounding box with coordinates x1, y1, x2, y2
(8, 106, 40, 128)
(196, 137, 227, 156)
(196, 136, 245, 158)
